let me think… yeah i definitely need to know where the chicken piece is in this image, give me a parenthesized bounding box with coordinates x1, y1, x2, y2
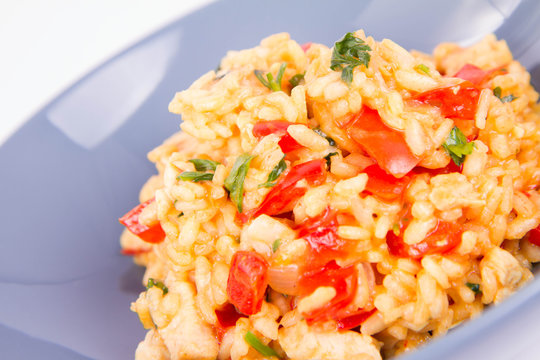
(158, 281, 219, 360)
(135, 329, 171, 360)
(278, 320, 382, 360)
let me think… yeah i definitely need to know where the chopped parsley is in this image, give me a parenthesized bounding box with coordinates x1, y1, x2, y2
(466, 282, 481, 294)
(330, 32, 371, 85)
(392, 223, 400, 236)
(289, 72, 305, 88)
(415, 64, 430, 75)
(254, 63, 287, 92)
(493, 86, 517, 103)
(324, 152, 338, 168)
(442, 126, 475, 166)
(147, 278, 168, 295)
(188, 159, 220, 172)
(178, 212, 184, 218)
(224, 153, 255, 213)
(272, 239, 281, 253)
(244, 331, 280, 358)
(259, 156, 286, 188)
(177, 172, 214, 182)
(313, 127, 336, 146)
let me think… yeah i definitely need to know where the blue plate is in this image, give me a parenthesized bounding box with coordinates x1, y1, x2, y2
(1, 0, 539, 359)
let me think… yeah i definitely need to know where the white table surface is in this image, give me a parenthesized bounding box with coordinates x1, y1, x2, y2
(0, 0, 214, 145)
(0, 1, 536, 359)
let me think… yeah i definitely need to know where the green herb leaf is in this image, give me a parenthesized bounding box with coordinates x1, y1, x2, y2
(259, 156, 287, 188)
(392, 223, 400, 236)
(289, 72, 305, 88)
(415, 64, 430, 75)
(442, 126, 475, 166)
(147, 278, 168, 295)
(254, 63, 287, 92)
(330, 32, 371, 85)
(244, 331, 280, 358)
(466, 282, 481, 294)
(272, 239, 281, 253)
(177, 171, 214, 182)
(493, 86, 517, 103)
(188, 158, 220, 172)
(224, 153, 255, 213)
(324, 152, 338, 168)
(313, 127, 337, 146)
(178, 212, 184, 218)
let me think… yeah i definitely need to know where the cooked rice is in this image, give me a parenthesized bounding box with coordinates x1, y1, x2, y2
(120, 30, 540, 359)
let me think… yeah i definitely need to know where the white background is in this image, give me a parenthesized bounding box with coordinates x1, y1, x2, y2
(0, 0, 214, 145)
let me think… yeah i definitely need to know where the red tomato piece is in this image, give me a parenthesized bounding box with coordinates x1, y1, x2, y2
(346, 106, 420, 178)
(453, 64, 489, 86)
(252, 120, 303, 153)
(527, 225, 540, 247)
(298, 261, 358, 324)
(336, 308, 376, 330)
(297, 207, 348, 267)
(386, 220, 462, 259)
(453, 63, 508, 87)
(120, 248, 151, 256)
(301, 42, 313, 52)
(363, 164, 413, 201)
(412, 82, 480, 119)
(119, 198, 166, 244)
(245, 159, 327, 220)
(215, 303, 246, 328)
(227, 251, 269, 315)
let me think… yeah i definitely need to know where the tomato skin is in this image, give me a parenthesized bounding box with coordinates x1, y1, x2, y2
(297, 207, 348, 268)
(252, 120, 303, 153)
(246, 159, 327, 220)
(527, 225, 540, 247)
(387, 220, 462, 259)
(453, 64, 489, 86)
(215, 303, 246, 328)
(227, 251, 269, 315)
(298, 261, 358, 324)
(453, 63, 508, 87)
(346, 106, 420, 178)
(119, 198, 166, 244)
(412, 82, 480, 119)
(336, 308, 376, 330)
(364, 164, 413, 201)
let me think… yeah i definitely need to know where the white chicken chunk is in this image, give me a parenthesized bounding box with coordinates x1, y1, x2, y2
(278, 320, 381, 360)
(158, 281, 219, 360)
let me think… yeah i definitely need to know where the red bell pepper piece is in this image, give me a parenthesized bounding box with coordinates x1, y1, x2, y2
(527, 225, 540, 247)
(119, 198, 166, 244)
(244, 159, 327, 221)
(363, 164, 413, 201)
(252, 120, 303, 153)
(226, 251, 269, 315)
(346, 106, 420, 178)
(386, 220, 462, 259)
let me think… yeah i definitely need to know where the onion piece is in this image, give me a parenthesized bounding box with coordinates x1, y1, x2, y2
(268, 264, 300, 296)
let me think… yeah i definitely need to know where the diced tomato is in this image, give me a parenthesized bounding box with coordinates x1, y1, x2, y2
(527, 225, 540, 247)
(453, 64, 489, 86)
(453, 63, 508, 87)
(363, 164, 413, 201)
(227, 251, 269, 315)
(412, 82, 480, 119)
(301, 42, 313, 52)
(297, 207, 348, 267)
(119, 198, 166, 244)
(252, 120, 303, 153)
(386, 220, 462, 259)
(336, 308, 376, 330)
(298, 261, 358, 324)
(244, 159, 327, 220)
(346, 106, 420, 178)
(215, 303, 246, 328)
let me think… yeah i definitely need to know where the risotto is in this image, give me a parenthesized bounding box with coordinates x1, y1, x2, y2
(118, 30, 540, 359)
